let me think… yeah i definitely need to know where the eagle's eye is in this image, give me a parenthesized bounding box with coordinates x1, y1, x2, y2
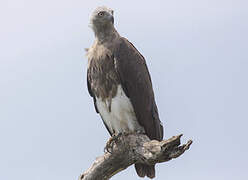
(98, 12, 104, 17)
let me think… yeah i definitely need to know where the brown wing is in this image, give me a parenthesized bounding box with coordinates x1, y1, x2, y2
(113, 37, 163, 140)
(87, 73, 99, 113)
(87, 68, 112, 135)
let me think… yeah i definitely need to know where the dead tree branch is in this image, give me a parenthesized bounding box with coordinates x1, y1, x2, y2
(79, 134, 192, 180)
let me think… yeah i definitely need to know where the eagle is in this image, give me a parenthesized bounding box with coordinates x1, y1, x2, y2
(86, 6, 164, 179)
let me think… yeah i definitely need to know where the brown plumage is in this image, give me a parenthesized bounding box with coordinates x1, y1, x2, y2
(86, 6, 163, 178)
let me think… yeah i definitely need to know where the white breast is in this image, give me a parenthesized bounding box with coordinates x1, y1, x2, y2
(96, 85, 144, 134)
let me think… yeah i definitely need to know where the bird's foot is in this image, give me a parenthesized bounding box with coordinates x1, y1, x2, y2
(104, 132, 125, 153)
(104, 131, 145, 153)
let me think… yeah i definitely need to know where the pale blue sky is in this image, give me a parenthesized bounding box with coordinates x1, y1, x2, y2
(0, 0, 248, 180)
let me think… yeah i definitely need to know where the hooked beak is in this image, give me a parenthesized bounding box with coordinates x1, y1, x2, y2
(111, 16, 114, 24)
(110, 9, 114, 24)
(108, 14, 114, 24)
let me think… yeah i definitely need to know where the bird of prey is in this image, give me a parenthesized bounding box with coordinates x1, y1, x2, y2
(86, 6, 164, 179)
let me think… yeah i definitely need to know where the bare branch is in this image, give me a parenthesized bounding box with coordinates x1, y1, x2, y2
(79, 134, 192, 180)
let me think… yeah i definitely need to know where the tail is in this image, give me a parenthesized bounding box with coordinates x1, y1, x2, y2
(135, 163, 155, 179)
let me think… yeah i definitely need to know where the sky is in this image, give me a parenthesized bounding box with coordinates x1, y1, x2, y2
(0, 0, 248, 179)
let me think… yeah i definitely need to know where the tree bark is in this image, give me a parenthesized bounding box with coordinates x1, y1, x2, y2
(79, 134, 192, 180)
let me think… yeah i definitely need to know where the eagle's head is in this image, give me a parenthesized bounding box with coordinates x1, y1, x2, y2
(90, 6, 114, 29)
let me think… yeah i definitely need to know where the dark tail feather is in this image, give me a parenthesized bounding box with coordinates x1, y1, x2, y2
(135, 163, 155, 179)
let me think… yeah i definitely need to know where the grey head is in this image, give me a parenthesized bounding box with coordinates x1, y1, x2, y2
(90, 6, 115, 37)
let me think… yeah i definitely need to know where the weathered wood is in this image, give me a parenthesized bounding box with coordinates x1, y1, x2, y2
(79, 134, 192, 180)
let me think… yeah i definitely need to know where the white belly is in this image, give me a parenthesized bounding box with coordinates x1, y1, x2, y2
(96, 85, 144, 134)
